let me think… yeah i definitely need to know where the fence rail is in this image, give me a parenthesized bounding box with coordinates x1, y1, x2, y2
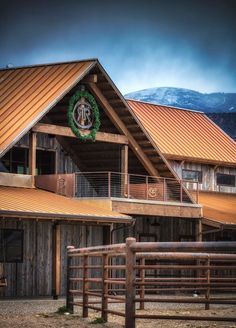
(66, 238, 236, 327)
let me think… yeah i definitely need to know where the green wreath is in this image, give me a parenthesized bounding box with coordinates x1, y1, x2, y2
(67, 90, 100, 141)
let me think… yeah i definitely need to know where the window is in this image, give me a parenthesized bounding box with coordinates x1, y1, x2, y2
(1, 147, 55, 175)
(216, 173, 235, 187)
(0, 229, 24, 262)
(182, 169, 202, 183)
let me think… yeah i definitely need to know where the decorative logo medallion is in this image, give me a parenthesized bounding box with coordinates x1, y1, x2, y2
(68, 90, 100, 141)
(148, 187, 158, 198)
(73, 97, 93, 129)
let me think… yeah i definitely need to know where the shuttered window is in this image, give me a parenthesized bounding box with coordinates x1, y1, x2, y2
(0, 229, 23, 262)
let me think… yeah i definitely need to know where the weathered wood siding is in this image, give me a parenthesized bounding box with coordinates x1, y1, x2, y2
(113, 216, 197, 243)
(0, 219, 104, 298)
(170, 160, 236, 193)
(0, 219, 53, 297)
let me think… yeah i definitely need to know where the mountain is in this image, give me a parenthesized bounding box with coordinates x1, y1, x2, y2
(125, 87, 236, 140)
(125, 87, 236, 113)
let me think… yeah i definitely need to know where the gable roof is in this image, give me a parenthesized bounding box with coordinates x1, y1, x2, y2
(0, 59, 194, 203)
(0, 60, 96, 157)
(128, 100, 236, 166)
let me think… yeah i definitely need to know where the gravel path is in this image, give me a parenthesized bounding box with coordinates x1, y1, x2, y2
(0, 298, 235, 328)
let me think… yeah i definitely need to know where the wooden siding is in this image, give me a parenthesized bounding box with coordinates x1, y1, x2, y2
(170, 160, 236, 193)
(0, 219, 104, 298)
(0, 219, 53, 297)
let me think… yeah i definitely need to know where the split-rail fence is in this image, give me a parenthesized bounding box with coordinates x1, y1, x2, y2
(66, 238, 236, 328)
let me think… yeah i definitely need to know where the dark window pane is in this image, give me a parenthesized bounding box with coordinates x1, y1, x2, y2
(216, 173, 235, 186)
(0, 229, 23, 262)
(182, 170, 202, 183)
(36, 150, 55, 174)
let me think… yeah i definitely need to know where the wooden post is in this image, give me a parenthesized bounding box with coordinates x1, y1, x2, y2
(121, 145, 128, 196)
(52, 223, 61, 299)
(29, 131, 37, 184)
(102, 253, 109, 322)
(139, 257, 145, 310)
(125, 238, 136, 328)
(205, 257, 210, 310)
(82, 255, 89, 318)
(66, 246, 74, 312)
(196, 218, 202, 242)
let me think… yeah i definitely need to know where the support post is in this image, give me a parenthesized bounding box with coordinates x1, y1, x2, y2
(52, 223, 61, 299)
(125, 238, 136, 328)
(196, 218, 203, 242)
(29, 131, 37, 184)
(66, 246, 75, 313)
(82, 255, 89, 318)
(101, 253, 109, 322)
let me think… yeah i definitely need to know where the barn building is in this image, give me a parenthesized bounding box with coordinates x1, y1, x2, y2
(0, 59, 235, 298)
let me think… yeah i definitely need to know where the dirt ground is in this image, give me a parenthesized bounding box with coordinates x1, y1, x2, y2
(0, 299, 236, 328)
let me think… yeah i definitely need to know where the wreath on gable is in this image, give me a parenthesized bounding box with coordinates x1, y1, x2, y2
(67, 90, 100, 141)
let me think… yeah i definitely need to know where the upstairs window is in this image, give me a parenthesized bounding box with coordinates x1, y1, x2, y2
(182, 169, 202, 183)
(216, 173, 235, 187)
(0, 229, 24, 262)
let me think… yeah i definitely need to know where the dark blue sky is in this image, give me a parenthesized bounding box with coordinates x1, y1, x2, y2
(0, 0, 236, 93)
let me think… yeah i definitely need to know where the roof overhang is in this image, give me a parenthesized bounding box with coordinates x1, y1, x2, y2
(0, 186, 132, 224)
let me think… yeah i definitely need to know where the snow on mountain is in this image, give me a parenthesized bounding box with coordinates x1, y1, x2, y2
(125, 87, 236, 113)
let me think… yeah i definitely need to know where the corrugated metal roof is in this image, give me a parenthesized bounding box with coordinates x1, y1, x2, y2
(0, 186, 131, 223)
(0, 60, 96, 157)
(128, 100, 236, 165)
(198, 191, 236, 226)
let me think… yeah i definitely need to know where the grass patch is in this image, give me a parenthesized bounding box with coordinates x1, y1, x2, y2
(56, 306, 72, 315)
(90, 317, 106, 324)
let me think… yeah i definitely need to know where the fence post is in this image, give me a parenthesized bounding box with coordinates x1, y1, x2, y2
(82, 255, 89, 318)
(205, 257, 210, 310)
(102, 253, 109, 321)
(66, 246, 75, 313)
(139, 257, 145, 310)
(125, 237, 136, 328)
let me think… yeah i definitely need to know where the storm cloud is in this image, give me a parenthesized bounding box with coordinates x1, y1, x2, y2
(0, 0, 235, 93)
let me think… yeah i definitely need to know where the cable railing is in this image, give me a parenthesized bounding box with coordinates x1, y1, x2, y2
(75, 171, 198, 203)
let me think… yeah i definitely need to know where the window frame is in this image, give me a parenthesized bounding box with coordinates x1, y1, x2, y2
(182, 169, 202, 183)
(0, 229, 24, 263)
(216, 173, 236, 187)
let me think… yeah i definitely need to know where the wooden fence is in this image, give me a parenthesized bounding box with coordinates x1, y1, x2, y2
(66, 238, 236, 328)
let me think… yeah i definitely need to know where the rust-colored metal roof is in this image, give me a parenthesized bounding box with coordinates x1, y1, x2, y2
(198, 191, 236, 226)
(128, 100, 236, 166)
(0, 60, 96, 157)
(0, 186, 131, 223)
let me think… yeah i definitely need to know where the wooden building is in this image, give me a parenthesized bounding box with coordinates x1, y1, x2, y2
(0, 59, 226, 298)
(128, 100, 236, 240)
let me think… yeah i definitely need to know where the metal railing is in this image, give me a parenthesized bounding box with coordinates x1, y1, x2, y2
(66, 238, 236, 327)
(75, 171, 198, 203)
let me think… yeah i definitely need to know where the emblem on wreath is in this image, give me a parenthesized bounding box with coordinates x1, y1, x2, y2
(68, 90, 100, 141)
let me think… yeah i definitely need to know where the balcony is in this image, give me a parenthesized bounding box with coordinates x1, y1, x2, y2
(35, 172, 201, 218)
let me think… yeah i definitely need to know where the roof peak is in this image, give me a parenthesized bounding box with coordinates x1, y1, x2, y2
(127, 98, 204, 114)
(0, 58, 98, 71)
